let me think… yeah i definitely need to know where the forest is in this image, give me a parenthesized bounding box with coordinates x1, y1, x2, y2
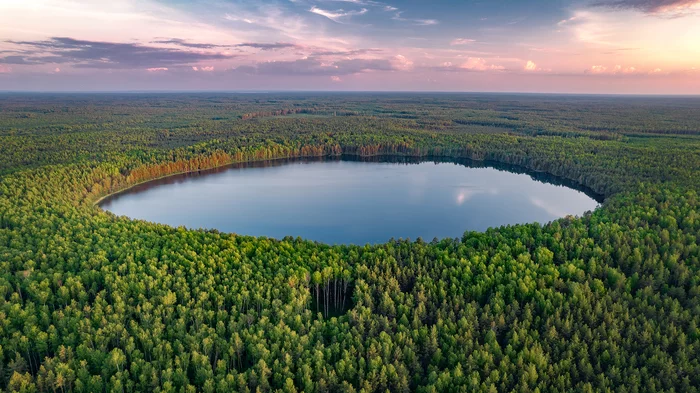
(0, 92, 699, 392)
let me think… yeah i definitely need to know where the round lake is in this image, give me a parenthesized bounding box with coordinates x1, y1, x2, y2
(99, 158, 601, 244)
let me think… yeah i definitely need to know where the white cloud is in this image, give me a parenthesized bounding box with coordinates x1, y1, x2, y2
(391, 11, 438, 25)
(310, 6, 368, 22)
(451, 38, 476, 45)
(557, 16, 580, 26)
(331, 75, 341, 82)
(223, 3, 309, 41)
(147, 67, 168, 72)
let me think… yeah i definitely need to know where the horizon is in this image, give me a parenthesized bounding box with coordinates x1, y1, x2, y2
(1, 90, 700, 97)
(1, 0, 699, 94)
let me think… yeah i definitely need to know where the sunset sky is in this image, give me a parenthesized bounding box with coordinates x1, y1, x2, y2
(0, 0, 698, 93)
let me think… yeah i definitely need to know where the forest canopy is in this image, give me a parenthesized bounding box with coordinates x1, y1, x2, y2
(0, 93, 699, 392)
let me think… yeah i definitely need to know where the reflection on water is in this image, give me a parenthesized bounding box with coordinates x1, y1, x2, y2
(100, 156, 602, 245)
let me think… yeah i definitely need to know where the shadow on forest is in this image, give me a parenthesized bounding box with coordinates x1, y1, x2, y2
(310, 282, 356, 319)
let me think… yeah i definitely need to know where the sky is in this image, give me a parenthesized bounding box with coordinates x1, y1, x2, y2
(0, 0, 698, 93)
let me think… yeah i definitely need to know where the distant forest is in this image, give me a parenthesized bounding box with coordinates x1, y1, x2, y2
(0, 93, 699, 392)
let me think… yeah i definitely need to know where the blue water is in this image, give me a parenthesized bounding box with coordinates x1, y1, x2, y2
(100, 158, 600, 244)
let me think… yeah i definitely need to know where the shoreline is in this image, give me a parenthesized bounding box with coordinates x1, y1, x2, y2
(93, 152, 605, 209)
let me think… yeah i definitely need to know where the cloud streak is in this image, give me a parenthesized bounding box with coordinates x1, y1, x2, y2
(153, 39, 303, 51)
(309, 6, 368, 22)
(2, 37, 232, 69)
(236, 57, 398, 76)
(584, 64, 644, 74)
(437, 58, 505, 72)
(151, 39, 230, 49)
(236, 42, 302, 50)
(391, 12, 438, 25)
(310, 48, 383, 56)
(592, 0, 700, 14)
(451, 38, 476, 45)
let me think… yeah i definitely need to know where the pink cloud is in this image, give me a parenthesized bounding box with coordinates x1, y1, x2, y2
(391, 55, 413, 71)
(586, 65, 608, 74)
(193, 66, 215, 72)
(524, 61, 551, 72)
(331, 76, 341, 82)
(0, 65, 13, 73)
(585, 65, 643, 75)
(147, 67, 168, 72)
(613, 65, 637, 74)
(459, 57, 504, 71)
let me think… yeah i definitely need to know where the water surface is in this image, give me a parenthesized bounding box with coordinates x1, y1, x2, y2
(100, 158, 600, 244)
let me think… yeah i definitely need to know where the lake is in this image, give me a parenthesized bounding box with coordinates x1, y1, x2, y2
(99, 157, 601, 244)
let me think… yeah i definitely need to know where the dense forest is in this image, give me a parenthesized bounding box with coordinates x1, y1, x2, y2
(0, 93, 699, 392)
